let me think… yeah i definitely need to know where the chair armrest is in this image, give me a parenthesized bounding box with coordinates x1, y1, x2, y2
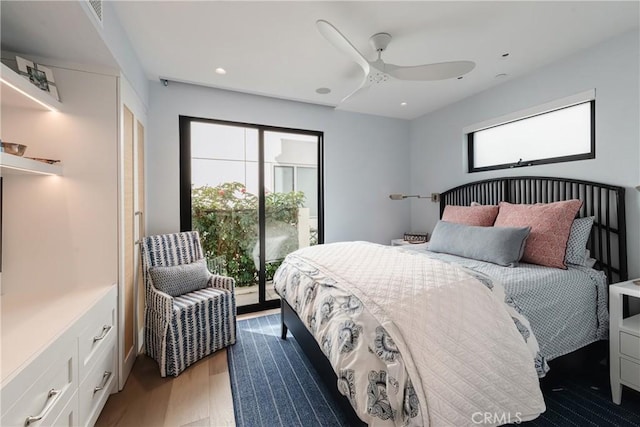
(146, 285, 173, 318)
(208, 274, 235, 293)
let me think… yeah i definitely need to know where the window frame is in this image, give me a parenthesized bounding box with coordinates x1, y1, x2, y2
(179, 115, 324, 236)
(467, 99, 595, 173)
(179, 115, 324, 314)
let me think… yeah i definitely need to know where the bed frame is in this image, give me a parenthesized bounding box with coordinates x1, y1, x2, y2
(281, 176, 627, 425)
(439, 176, 627, 284)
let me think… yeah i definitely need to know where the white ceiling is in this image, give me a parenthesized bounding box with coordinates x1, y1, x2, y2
(0, 1, 117, 70)
(2, 2, 638, 120)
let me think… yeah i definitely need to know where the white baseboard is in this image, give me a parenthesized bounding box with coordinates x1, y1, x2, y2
(138, 327, 144, 354)
(120, 344, 135, 391)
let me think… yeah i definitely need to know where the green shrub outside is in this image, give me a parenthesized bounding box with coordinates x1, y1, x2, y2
(192, 182, 306, 286)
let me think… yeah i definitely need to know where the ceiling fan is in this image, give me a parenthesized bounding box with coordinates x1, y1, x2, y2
(316, 19, 476, 103)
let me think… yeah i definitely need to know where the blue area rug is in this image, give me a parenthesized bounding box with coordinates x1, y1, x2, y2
(229, 314, 640, 427)
(519, 375, 640, 427)
(228, 313, 349, 427)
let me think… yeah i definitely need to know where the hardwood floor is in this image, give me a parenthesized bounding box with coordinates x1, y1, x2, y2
(96, 308, 279, 427)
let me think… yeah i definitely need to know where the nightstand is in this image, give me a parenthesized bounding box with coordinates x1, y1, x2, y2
(610, 279, 640, 404)
(391, 239, 429, 250)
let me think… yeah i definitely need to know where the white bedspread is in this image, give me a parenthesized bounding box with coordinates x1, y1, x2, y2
(274, 242, 545, 426)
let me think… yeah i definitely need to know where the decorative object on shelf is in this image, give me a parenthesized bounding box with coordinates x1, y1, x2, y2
(0, 142, 27, 156)
(15, 56, 60, 101)
(25, 157, 61, 165)
(389, 193, 440, 202)
(0, 63, 61, 111)
(403, 232, 428, 243)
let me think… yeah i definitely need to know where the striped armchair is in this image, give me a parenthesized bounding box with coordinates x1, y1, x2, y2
(140, 231, 236, 377)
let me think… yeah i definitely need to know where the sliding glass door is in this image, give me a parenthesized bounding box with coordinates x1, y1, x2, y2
(180, 117, 323, 313)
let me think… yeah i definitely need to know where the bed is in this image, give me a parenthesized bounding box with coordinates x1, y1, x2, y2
(274, 176, 627, 427)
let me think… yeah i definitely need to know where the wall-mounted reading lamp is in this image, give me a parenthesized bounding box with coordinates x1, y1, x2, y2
(389, 193, 440, 202)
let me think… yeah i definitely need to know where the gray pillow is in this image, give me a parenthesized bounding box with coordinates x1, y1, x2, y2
(149, 258, 211, 297)
(429, 221, 531, 267)
(565, 217, 594, 266)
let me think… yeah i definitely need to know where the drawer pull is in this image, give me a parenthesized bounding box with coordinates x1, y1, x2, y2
(93, 325, 112, 343)
(24, 389, 62, 426)
(93, 371, 112, 394)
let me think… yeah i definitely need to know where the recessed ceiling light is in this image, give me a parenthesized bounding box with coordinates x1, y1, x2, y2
(316, 87, 331, 94)
(495, 73, 508, 78)
(400, 102, 407, 106)
(215, 67, 227, 75)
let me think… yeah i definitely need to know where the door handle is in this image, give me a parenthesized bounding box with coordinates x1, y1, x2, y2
(134, 211, 144, 244)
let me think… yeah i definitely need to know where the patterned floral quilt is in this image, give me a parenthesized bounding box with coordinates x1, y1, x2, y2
(273, 242, 546, 427)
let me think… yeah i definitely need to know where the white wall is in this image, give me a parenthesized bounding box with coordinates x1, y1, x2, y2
(147, 81, 411, 244)
(410, 30, 640, 278)
(1, 66, 119, 294)
(80, 0, 149, 109)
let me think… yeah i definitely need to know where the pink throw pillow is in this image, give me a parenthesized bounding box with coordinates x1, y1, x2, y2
(494, 200, 582, 269)
(441, 205, 499, 227)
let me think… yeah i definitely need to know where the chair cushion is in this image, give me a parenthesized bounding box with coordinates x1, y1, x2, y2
(172, 287, 231, 311)
(149, 258, 210, 297)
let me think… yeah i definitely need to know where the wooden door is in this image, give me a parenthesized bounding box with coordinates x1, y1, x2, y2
(135, 119, 145, 353)
(121, 105, 136, 386)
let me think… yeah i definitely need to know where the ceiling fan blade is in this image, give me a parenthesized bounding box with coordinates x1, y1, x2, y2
(340, 77, 372, 104)
(316, 19, 370, 74)
(341, 83, 371, 104)
(386, 60, 475, 81)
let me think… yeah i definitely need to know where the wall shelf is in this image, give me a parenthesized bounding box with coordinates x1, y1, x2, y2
(0, 62, 62, 112)
(0, 153, 62, 176)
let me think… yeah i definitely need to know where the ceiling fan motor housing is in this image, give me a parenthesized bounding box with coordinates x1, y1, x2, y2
(370, 32, 392, 52)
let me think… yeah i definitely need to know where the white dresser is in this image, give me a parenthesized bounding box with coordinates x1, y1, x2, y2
(609, 279, 640, 404)
(1, 285, 117, 427)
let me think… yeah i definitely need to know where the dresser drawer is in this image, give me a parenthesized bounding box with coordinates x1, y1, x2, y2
(78, 343, 116, 427)
(40, 390, 78, 427)
(1, 342, 77, 427)
(620, 358, 640, 388)
(620, 332, 640, 360)
(78, 288, 117, 380)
